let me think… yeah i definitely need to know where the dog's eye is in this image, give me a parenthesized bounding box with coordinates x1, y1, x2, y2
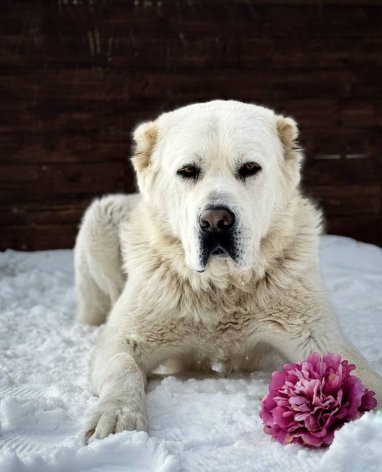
(177, 164, 200, 180)
(238, 161, 262, 180)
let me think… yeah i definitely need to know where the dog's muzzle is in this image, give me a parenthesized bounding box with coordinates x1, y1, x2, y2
(198, 206, 237, 268)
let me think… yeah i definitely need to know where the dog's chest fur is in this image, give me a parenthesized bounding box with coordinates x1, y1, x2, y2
(137, 264, 290, 371)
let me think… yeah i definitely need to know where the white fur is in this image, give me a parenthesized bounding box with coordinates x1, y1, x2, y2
(74, 100, 382, 441)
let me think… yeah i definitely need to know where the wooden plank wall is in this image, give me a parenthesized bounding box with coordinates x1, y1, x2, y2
(0, 0, 381, 250)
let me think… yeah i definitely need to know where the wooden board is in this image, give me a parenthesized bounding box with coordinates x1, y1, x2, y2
(0, 1, 381, 250)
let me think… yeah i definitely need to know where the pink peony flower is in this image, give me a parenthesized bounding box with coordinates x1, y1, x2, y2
(260, 352, 377, 447)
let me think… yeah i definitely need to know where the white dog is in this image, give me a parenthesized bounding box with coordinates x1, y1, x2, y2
(75, 100, 382, 441)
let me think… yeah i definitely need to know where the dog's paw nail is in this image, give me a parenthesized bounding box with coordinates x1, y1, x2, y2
(85, 428, 96, 444)
(85, 402, 148, 440)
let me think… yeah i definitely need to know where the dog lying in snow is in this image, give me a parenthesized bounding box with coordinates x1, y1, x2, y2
(75, 100, 382, 440)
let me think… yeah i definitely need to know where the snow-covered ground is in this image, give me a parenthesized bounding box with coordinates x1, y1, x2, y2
(0, 235, 382, 472)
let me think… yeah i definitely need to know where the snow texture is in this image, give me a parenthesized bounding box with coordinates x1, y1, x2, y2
(0, 235, 382, 472)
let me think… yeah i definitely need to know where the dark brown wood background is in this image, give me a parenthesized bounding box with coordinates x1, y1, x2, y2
(1, 0, 382, 250)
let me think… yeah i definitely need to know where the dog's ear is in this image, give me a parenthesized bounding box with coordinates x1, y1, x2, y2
(276, 115, 303, 187)
(131, 121, 158, 172)
(276, 115, 298, 151)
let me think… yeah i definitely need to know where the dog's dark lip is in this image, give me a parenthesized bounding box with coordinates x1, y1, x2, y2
(211, 246, 227, 256)
(198, 230, 238, 270)
(198, 231, 237, 272)
(196, 250, 237, 272)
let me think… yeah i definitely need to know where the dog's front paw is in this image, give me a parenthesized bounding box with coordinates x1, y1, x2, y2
(85, 399, 148, 442)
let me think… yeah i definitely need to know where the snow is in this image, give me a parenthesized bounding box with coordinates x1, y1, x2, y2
(0, 235, 382, 472)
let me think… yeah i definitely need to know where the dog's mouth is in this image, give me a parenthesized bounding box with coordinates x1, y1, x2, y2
(198, 232, 237, 270)
(211, 246, 226, 256)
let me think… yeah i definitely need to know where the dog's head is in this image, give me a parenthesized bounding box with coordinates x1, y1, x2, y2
(132, 100, 303, 272)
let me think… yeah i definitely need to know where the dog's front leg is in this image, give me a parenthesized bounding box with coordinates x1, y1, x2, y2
(85, 329, 148, 441)
(84, 288, 183, 441)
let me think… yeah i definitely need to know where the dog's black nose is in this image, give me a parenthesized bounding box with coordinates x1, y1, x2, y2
(199, 206, 235, 234)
